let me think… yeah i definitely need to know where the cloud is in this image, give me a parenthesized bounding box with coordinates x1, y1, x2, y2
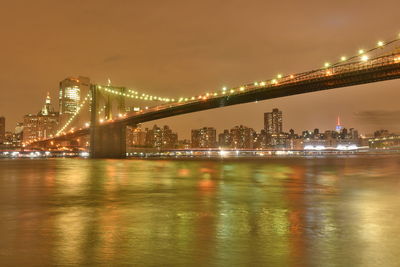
(354, 110, 400, 131)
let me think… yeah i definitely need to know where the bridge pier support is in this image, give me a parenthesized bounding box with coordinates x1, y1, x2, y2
(89, 84, 127, 158)
(90, 124, 127, 158)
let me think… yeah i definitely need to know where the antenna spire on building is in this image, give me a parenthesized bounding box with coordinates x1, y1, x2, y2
(336, 115, 343, 132)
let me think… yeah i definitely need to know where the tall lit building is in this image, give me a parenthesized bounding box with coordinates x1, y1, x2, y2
(264, 108, 283, 135)
(264, 108, 285, 147)
(23, 93, 59, 143)
(0, 117, 5, 144)
(191, 127, 217, 148)
(335, 116, 343, 132)
(59, 76, 90, 124)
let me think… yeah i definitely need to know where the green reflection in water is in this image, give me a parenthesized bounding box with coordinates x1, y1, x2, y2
(0, 156, 399, 266)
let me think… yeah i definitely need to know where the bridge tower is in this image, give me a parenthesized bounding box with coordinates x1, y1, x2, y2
(89, 84, 128, 158)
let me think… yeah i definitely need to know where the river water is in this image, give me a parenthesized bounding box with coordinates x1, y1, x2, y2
(0, 155, 399, 266)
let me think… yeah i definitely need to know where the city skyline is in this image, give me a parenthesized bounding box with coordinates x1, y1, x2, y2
(1, 1, 400, 135)
(1, 87, 392, 140)
(1, 87, 398, 140)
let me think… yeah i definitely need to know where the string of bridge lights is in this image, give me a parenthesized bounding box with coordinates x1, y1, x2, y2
(56, 92, 91, 136)
(97, 34, 400, 106)
(54, 33, 400, 137)
(97, 86, 174, 102)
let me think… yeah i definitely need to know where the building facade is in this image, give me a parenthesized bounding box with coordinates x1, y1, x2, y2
(145, 125, 178, 149)
(264, 108, 283, 135)
(127, 126, 147, 147)
(191, 127, 217, 148)
(218, 129, 231, 148)
(59, 76, 90, 125)
(23, 94, 59, 143)
(230, 125, 255, 149)
(0, 117, 5, 144)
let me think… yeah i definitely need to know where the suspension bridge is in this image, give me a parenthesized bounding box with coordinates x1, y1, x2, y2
(25, 35, 400, 158)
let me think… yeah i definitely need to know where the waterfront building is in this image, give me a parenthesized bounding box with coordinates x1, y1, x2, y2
(191, 127, 217, 148)
(218, 129, 231, 148)
(3, 132, 13, 146)
(374, 129, 390, 138)
(177, 139, 191, 149)
(324, 130, 339, 147)
(145, 125, 178, 149)
(127, 126, 147, 147)
(12, 123, 24, 147)
(369, 134, 400, 149)
(253, 130, 267, 149)
(230, 125, 255, 149)
(0, 117, 5, 144)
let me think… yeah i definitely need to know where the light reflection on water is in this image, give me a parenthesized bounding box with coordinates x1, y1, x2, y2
(0, 156, 400, 266)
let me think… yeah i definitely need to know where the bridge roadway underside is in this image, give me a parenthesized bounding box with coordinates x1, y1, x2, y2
(119, 62, 400, 127)
(45, 62, 400, 158)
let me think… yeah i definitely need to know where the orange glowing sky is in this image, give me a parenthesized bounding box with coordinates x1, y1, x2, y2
(1, 0, 400, 137)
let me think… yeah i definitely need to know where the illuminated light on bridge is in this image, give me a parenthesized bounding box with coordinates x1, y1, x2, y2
(324, 62, 330, 68)
(277, 74, 283, 79)
(361, 55, 369, 62)
(377, 41, 384, 47)
(358, 49, 365, 54)
(341, 56, 347, 61)
(56, 92, 91, 136)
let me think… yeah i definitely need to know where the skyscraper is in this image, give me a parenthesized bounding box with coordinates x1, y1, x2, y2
(264, 108, 285, 147)
(59, 76, 90, 124)
(23, 94, 59, 143)
(0, 117, 5, 144)
(264, 108, 283, 135)
(335, 116, 343, 132)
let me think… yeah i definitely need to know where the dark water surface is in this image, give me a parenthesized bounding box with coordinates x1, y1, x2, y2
(0, 156, 400, 266)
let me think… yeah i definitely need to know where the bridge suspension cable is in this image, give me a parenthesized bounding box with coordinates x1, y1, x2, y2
(56, 92, 91, 136)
